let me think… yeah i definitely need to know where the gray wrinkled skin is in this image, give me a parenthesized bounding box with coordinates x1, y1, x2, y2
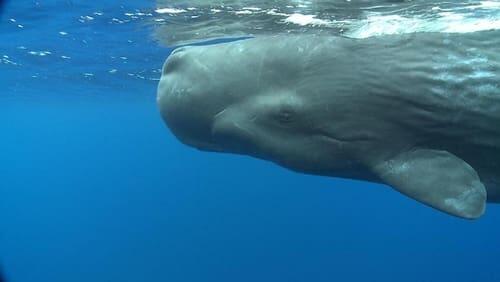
(158, 30, 500, 219)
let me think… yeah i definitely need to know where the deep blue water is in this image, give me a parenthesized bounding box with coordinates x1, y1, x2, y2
(1, 1, 500, 282)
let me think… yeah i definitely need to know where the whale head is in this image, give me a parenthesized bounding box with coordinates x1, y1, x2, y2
(156, 36, 491, 219)
(157, 42, 361, 176)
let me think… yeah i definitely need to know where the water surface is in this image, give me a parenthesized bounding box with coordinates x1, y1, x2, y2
(1, 1, 500, 282)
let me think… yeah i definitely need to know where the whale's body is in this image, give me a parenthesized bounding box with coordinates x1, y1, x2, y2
(158, 31, 500, 219)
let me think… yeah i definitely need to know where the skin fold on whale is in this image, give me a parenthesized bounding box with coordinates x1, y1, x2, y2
(157, 30, 500, 219)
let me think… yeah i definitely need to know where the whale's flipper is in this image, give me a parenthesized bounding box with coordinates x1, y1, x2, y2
(373, 149, 487, 219)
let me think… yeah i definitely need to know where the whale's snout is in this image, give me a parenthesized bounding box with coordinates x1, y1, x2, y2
(157, 48, 223, 151)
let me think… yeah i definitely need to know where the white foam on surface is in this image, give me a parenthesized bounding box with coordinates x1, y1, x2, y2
(242, 7, 261, 11)
(234, 10, 254, 15)
(468, 0, 500, 10)
(28, 51, 52, 56)
(149, 1, 500, 45)
(155, 8, 187, 14)
(284, 13, 332, 26)
(347, 9, 500, 38)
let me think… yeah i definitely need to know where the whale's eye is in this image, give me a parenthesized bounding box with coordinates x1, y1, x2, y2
(276, 107, 295, 124)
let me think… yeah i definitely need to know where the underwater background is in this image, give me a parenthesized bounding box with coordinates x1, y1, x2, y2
(1, 0, 500, 281)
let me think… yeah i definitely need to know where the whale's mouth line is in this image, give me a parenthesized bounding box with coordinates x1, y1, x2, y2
(178, 135, 223, 152)
(190, 141, 224, 153)
(315, 132, 375, 145)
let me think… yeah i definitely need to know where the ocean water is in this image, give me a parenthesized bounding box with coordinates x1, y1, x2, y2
(1, 1, 500, 282)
